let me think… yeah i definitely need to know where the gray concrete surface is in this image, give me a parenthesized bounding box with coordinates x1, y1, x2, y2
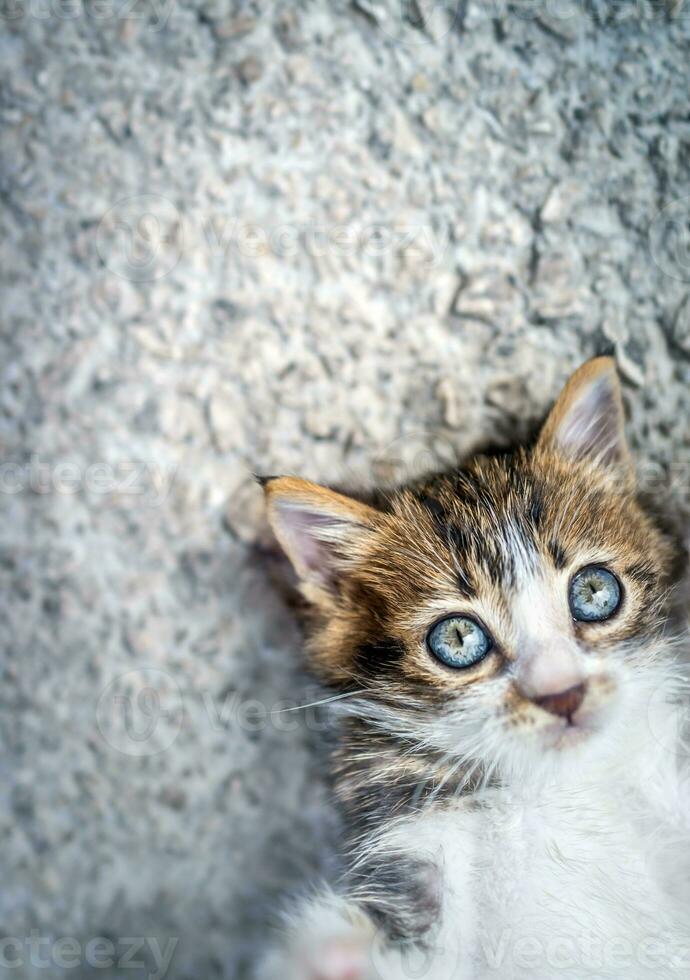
(1, 1, 690, 978)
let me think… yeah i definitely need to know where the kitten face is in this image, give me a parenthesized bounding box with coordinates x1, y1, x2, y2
(340, 458, 669, 773)
(263, 359, 680, 780)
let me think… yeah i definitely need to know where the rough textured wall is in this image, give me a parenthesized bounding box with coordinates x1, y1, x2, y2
(1, 1, 689, 978)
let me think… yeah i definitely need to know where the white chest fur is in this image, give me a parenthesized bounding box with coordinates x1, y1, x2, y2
(379, 749, 690, 980)
(260, 702, 690, 980)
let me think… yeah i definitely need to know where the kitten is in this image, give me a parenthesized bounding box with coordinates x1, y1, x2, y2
(258, 358, 690, 980)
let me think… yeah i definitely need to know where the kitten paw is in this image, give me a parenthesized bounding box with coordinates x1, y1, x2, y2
(303, 936, 369, 980)
(257, 895, 376, 980)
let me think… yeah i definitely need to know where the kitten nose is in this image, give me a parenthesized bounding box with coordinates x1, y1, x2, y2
(534, 683, 586, 720)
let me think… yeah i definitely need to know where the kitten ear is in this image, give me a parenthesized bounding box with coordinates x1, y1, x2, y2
(261, 477, 379, 596)
(537, 357, 631, 474)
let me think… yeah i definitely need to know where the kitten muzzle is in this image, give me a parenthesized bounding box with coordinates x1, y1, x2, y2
(533, 682, 587, 722)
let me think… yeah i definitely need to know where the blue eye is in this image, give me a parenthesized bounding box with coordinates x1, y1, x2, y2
(569, 566, 622, 622)
(427, 616, 492, 669)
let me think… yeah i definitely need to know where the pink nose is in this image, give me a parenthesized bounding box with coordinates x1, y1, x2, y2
(534, 683, 586, 720)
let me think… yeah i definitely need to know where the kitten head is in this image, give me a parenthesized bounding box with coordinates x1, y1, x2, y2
(263, 358, 682, 781)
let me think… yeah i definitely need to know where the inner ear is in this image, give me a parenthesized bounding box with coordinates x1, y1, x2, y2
(262, 477, 379, 597)
(537, 357, 631, 472)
